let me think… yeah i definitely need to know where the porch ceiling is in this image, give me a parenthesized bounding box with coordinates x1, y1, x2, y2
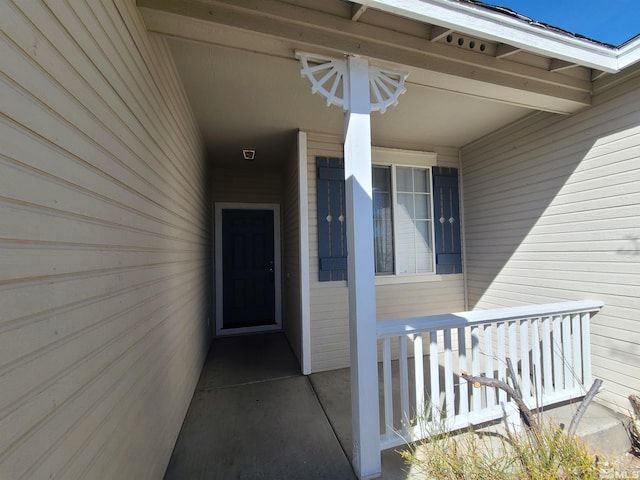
(166, 37, 531, 167)
(139, 0, 596, 168)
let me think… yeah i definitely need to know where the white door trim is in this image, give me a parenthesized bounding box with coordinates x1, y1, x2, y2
(297, 131, 312, 375)
(214, 202, 282, 336)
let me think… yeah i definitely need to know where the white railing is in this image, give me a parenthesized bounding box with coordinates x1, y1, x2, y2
(376, 300, 604, 450)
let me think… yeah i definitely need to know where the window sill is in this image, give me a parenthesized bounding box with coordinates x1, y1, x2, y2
(374, 274, 444, 286)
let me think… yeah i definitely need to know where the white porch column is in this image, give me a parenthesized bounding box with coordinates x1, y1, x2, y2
(344, 55, 381, 480)
(296, 50, 406, 480)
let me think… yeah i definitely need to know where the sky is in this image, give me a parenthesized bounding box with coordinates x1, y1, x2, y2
(486, 0, 640, 45)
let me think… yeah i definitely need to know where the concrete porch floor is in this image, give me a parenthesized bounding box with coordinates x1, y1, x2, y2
(163, 332, 631, 479)
(163, 332, 417, 479)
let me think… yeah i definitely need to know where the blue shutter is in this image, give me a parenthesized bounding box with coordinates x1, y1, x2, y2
(317, 157, 348, 281)
(432, 167, 462, 274)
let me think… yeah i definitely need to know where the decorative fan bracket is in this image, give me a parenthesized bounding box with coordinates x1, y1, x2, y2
(296, 51, 407, 113)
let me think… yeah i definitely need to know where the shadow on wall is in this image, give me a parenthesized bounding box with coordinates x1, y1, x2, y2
(203, 152, 215, 344)
(618, 235, 640, 256)
(461, 108, 638, 310)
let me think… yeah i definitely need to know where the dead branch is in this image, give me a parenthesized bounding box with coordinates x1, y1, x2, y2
(567, 379, 603, 437)
(629, 394, 640, 418)
(506, 358, 523, 398)
(629, 394, 640, 455)
(460, 370, 541, 438)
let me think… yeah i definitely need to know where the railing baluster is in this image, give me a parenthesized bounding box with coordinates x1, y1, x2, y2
(520, 319, 531, 401)
(532, 318, 542, 404)
(471, 326, 481, 413)
(552, 315, 563, 395)
(458, 327, 468, 419)
(443, 329, 454, 420)
(562, 314, 573, 392)
(581, 311, 593, 386)
(484, 324, 495, 409)
(497, 321, 507, 405)
(508, 320, 518, 380)
(399, 336, 409, 431)
(430, 331, 440, 420)
(414, 334, 425, 425)
(382, 337, 393, 435)
(572, 313, 583, 385)
(541, 316, 553, 398)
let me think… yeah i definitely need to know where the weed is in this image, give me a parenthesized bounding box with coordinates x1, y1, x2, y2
(399, 418, 632, 479)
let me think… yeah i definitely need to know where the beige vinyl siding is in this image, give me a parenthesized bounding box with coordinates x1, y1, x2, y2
(307, 133, 465, 372)
(1, 1, 208, 479)
(306, 134, 348, 371)
(282, 137, 303, 364)
(461, 68, 640, 414)
(212, 167, 284, 204)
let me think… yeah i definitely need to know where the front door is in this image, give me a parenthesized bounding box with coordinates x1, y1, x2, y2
(215, 204, 281, 335)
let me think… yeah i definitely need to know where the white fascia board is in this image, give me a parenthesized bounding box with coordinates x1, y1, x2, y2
(359, 0, 620, 72)
(618, 37, 640, 70)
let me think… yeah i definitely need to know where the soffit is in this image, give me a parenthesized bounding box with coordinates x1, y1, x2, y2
(166, 36, 530, 167)
(138, 0, 612, 168)
(139, 0, 593, 111)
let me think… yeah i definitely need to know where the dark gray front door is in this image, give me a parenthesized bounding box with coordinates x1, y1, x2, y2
(221, 209, 276, 329)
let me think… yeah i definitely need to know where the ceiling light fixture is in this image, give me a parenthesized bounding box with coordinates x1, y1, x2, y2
(242, 149, 256, 161)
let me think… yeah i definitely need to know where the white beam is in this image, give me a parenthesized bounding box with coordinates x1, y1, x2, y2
(549, 58, 578, 72)
(430, 25, 453, 42)
(344, 55, 381, 479)
(495, 44, 521, 59)
(351, 3, 368, 22)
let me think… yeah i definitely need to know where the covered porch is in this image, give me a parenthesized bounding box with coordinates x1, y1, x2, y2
(4, 0, 639, 478)
(164, 300, 611, 479)
(138, 4, 613, 476)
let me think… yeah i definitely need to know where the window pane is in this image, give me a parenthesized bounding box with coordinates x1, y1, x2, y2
(372, 165, 435, 276)
(396, 215, 416, 274)
(395, 166, 434, 275)
(373, 166, 393, 274)
(414, 193, 430, 219)
(396, 167, 413, 192)
(414, 221, 433, 273)
(373, 166, 390, 190)
(397, 193, 414, 218)
(413, 168, 428, 193)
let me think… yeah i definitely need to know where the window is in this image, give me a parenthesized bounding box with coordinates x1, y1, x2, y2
(373, 165, 434, 276)
(315, 152, 461, 282)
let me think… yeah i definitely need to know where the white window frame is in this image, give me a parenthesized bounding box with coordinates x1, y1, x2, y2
(371, 147, 441, 285)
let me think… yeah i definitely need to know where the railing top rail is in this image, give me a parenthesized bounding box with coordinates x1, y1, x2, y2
(376, 300, 604, 338)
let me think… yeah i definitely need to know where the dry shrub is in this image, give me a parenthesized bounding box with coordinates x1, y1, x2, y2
(399, 419, 624, 479)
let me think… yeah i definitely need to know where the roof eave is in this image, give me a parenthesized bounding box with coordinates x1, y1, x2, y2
(618, 37, 640, 70)
(358, 0, 623, 73)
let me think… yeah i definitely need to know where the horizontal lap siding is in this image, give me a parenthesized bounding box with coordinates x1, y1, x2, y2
(307, 133, 465, 372)
(1, 1, 208, 479)
(461, 70, 640, 414)
(212, 167, 283, 204)
(307, 134, 349, 371)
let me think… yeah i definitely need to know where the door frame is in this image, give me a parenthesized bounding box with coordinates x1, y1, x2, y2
(214, 202, 282, 336)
